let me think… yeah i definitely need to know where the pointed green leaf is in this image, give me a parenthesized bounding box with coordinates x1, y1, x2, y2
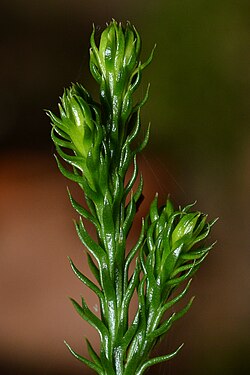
(149, 194, 159, 223)
(147, 312, 175, 340)
(155, 279, 192, 323)
(134, 173, 144, 203)
(87, 253, 101, 285)
(75, 219, 107, 266)
(135, 343, 184, 375)
(68, 257, 103, 302)
(64, 341, 103, 374)
(172, 296, 195, 323)
(54, 155, 83, 184)
(70, 297, 109, 342)
(123, 194, 136, 236)
(67, 188, 99, 228)
(85, 338, 103, 368)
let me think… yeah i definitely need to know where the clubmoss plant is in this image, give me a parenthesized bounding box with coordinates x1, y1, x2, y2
(47, 20, 216, 375)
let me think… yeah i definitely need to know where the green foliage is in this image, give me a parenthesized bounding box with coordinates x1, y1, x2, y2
(47, 20, 216, 375)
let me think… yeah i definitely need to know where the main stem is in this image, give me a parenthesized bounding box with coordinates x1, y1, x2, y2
(94, 176, 129, 374)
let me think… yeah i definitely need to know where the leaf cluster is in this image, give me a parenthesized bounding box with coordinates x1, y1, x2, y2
(47, 20, 216, 375)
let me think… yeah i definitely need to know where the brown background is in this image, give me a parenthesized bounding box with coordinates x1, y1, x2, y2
(0, 0, 249, 374)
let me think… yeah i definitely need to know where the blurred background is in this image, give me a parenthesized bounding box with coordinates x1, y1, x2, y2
(0, 0, 249, 374)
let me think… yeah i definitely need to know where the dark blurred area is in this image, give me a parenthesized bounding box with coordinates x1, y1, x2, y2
(0, 0, 249, 374)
